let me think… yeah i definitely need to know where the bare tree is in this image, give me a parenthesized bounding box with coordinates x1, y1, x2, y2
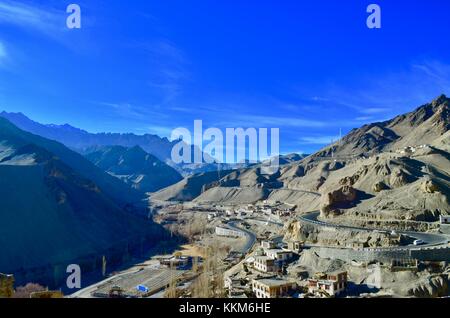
(191, 240, 227, 298)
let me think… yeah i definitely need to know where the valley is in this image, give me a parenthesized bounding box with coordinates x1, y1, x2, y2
(1, 95, 449, 298)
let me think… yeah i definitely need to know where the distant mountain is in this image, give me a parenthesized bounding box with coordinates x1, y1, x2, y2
(0, 111, 174, 160)
(0, 117, 144, 207)
(310, 94, 450, 160)
(0, 118, 167, 285)
(85, 145, 183, 193)
(0, 111, 218, 176)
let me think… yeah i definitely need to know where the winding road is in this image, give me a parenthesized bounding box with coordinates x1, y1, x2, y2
(227, 221, 257, 253)
(223, 208, 448, 254)
(300, 211, 449, 250)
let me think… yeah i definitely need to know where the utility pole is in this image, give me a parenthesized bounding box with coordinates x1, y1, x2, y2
(331, 138, 334, 158)
(102, 255, 107, 277)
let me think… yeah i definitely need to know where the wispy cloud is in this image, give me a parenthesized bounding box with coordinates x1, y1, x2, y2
(298, 135, 341, 145)
(354, 116, 373, 122)
(307, 59, 450, 121)
(93, 101, 170, 121)
(225, 114, 327, 128)
(0, 0, 64, 36)
(142, 40, 191, 103)
(412, 61, 450, 89)
(0, 0, 94, 53)
(137, 125, 175, 138)
(0, 41, 7, 66)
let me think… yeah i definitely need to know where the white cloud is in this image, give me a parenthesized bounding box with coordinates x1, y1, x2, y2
(0, 41, 6, 60)
(93, 101, 171, 122)
(0, 0, 64, 36)
(305, 59, 450, 121)
(298, 135, 341, 145)
(0, 41, 10, 68)
(216, 115, 327, 129)
(142, 40, 190, 103)
(354, 116, 372, 121)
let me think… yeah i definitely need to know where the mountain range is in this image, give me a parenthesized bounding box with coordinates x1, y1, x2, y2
(1, 94, 448, 287)
(153, 95, 450, 224)
(0, 117, 168, 286)
(0, 111, 236, 176)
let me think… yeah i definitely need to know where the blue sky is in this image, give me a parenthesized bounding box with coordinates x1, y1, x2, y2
(0, 0, 449, 155)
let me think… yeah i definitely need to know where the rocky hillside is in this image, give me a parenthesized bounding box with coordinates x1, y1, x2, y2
(311, 94, 449, 159)
(151, 169, 233, 202)
(159, 96, 450, 224)
(85, 145, 183, 193)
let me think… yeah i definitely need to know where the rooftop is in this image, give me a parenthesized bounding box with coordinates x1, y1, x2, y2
(254, 256, 274, 262)
(253, 278, 295, 287)
(265, 249, 292, 254)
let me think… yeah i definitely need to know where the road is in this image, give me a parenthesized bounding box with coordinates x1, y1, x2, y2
(300, 211, 449, 250)
(227, 221, 257, 254)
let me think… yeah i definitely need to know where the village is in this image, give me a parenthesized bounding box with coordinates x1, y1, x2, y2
(140, 201, 353, 299)
(2, 196, 449, 299)
(30, 200, 349, 299)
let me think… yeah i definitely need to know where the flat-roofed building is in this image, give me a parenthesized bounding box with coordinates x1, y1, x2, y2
(287, 241, 304, 253)
(308, 271, 348, 297)
(215, 226, 246, 238)
(261, 240, 277, 249)
(159, 256, 189, 268)
(253, 256, 277, 273)
(265, 249, 294, 262)
(252, 278, 296, 298)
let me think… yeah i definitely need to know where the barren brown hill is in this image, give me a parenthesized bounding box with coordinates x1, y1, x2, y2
(162, 96, 449, 224)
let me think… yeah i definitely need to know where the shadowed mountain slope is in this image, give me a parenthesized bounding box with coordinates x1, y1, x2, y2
(0, 118, 167, 282)
(85, 145, 183, 193)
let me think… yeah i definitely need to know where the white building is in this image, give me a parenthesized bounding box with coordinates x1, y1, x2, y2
(308, 271, 348, 297)
(252, 278, 296, 298)
(261, 208, 273, 215)
(265, 249, 294, 262)
(287, 241, 304, 253)
(215, 226, 246, 238)
(207, 213, 218, 221)
(159, 256, 189, 268)
(261, 240, 277, 249)
(253, 256, 277, 273)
